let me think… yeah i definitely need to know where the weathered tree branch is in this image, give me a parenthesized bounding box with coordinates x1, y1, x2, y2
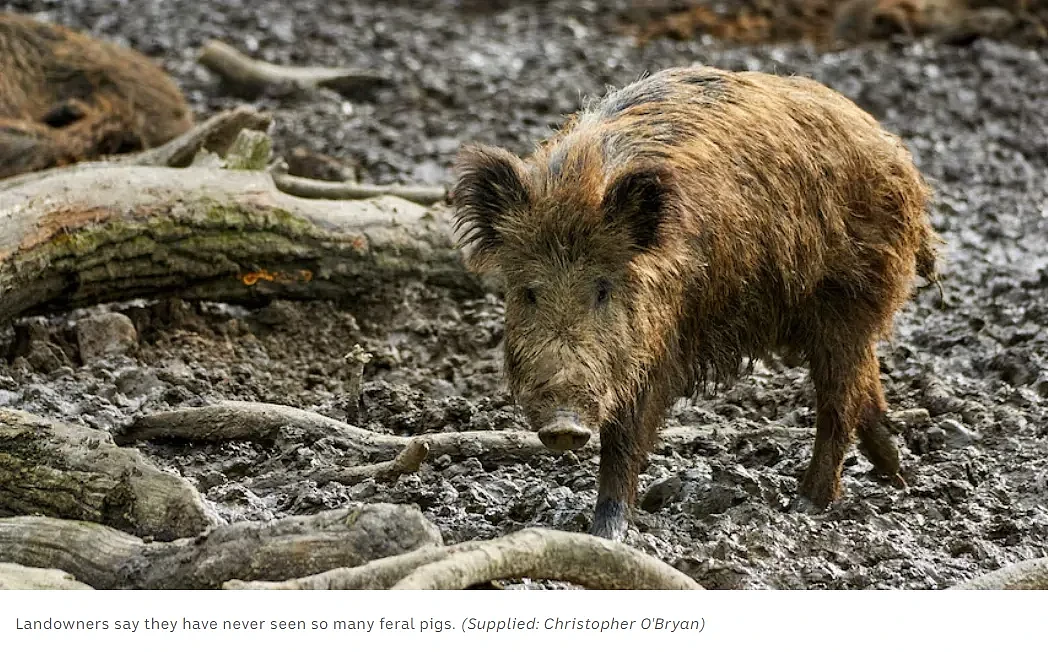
(226, 528, 702, 590)
(951, 557, 1048, 590)
(0, 504, 442, 589)
(0, 409, 216, 541)
(272, 171, 447, 205)
(309, 438, 431, 485)
(199, 40, 389, 97)
(0, 164, 472, 325)
(117, 401, 591, 464)
(0, 562, 94, 590)
(122, 106, 273, 168)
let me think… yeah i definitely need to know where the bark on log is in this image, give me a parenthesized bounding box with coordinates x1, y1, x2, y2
(0, 503, 442, 589)
(0, 562, 94, 590)
(951, 557, 1048, 590)
(273, 172, 447, 205)
(199, 40, 390, 97)
(0, 409, 216, 541)
(0, 165, 472, 325)
(225, 528, 702, 590)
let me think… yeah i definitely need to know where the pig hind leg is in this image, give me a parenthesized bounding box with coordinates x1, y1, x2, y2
(797, 336, 885, 510)
(855, 365, 907, 488)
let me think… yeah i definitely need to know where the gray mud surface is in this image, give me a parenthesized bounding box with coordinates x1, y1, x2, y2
(2, 0, 1046, 588)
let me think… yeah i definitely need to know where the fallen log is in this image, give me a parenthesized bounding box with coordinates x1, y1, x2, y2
(951, 557, 1048, 590)
(0, 504, 442, 589)
(0, 164, 472, 325)
(0, 409, 217, 541)
(226, 528, 702, 590)
(199, 40, 389, 97)
(0, 562, 93, 590)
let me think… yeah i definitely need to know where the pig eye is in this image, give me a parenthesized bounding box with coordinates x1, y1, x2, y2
(595, 278, 612, 307)
(522, 286, 538, 305)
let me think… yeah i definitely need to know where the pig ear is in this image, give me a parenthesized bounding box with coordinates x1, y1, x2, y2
(452, 144, 530, 272)
(601, 166, 675, 252)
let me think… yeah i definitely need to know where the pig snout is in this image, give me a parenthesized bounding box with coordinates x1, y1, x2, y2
(537, 409, 594, 452)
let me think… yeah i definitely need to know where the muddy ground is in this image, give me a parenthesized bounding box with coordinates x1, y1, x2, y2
(2, 0, 1046, 589)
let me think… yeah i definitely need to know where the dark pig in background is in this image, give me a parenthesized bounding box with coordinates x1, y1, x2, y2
(0, 12, 192, 179)
(452, 65, 941, 540)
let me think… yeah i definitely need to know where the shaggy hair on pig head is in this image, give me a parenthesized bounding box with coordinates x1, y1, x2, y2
(452, 143, 684, 443)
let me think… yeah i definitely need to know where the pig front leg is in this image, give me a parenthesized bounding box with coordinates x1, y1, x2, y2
(591, 390, 664, 540)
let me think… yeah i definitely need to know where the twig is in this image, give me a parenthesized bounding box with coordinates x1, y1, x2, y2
(199, 40, 389, 97)
(273, 171, 448, 205)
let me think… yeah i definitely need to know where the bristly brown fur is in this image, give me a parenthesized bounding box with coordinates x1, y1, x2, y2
(453, 65, 942, 538)
(0, 12, 193, 179)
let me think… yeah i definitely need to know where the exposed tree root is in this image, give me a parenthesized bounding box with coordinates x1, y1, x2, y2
(0, 408, 216, 541)
(272, 171, 447, 205)
(0, 504, 442, 589)
(199, 40, 390, 97)
(117, 401, 583, 464)
(0, 562, 94, 590)
(226, 528, 702, 590)
(310, 438, 431, 485)
(0, 163, 470, 326)
(952, 557, 1048, 590)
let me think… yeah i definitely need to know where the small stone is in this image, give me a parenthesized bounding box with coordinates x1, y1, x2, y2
(76, 313, 138, 362)
(640, 475, 683, 513)
(940, 418, 981, 448)
(25, 340, 69, 374)
(888, 408, 931, 429)
(114, 368, 164, 398)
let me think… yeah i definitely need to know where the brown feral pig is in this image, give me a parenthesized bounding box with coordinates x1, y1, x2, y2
(0, 12, 192, 179)
(452, 66, 940, 540)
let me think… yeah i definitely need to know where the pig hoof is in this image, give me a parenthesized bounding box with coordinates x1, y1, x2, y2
(788, 495, 824, 514)
(590, 498, 628, 540)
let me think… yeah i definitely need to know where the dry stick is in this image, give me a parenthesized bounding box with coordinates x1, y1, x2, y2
(0, 165, 472, 326)
(309, 438, 431, 485)
(199, 40, 389, 95)
(226, 528, 702, 590)
(273, 171, 448, 206)
(120, 402, 835, 465)
(0, 408, 217, 541)
(0, 504, 442, 590)
(951, 557, 1048, 590)
(117, 401, 583, 464)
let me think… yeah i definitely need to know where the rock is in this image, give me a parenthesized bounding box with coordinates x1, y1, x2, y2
(76, 313, 138, 362)
(641, 475, 684, 513)
(24, 340, 69, 374)
(940, 418, 981, 448)
(114, 368, 164, 398)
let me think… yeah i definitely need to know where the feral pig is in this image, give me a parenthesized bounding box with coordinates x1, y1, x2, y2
(0, 12, 192, 179)
(452, 66, 941, 540)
